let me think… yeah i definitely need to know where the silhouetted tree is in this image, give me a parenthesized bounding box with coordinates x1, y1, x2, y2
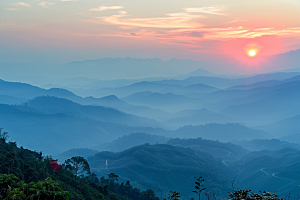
(145, 189, 156, 200)
(108, 173, 119, 183)
(168, 191, 180, 200)
(88, 173, 99, 184)
(228, 189, 284, 200)
(0, 128, 9, 143)
(0, 173, 18, 199)
(64, 156, 90, 178)
(193, 176, 206, 200)
(1, 174, 69, 200)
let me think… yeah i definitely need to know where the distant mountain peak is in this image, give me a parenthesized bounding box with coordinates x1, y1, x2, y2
(99, 95, 122, 102)
(47, 88, 76, 96)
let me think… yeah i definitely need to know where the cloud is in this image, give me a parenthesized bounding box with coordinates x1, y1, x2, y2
(185, 7, 225, 15)
(201, 27, 300, 40)
(118, 11, 127, 15)
(83, 5, 300, 53)
(188, 32, 204, 37)
(89, 6, 124, 12)
(97, 12, 204, 28)
(6, 8, 19, 11)
(38, 1, 55, 7)
(61, 0, 78, 1)
(11, 2, 31, 7)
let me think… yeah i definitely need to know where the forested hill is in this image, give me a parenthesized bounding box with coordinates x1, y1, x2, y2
(1, 129, 296, 199)
(167, 138, 248, 160)
(0, 131, 160, 200)
(88, 144, 234, 199)
(26, 96, 164, 128)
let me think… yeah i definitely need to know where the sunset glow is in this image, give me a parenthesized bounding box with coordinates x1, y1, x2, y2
(1, 0, 300, 74)
(248, 50, 256, 57)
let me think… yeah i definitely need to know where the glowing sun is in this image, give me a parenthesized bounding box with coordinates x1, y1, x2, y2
(248, 50, 256, 57)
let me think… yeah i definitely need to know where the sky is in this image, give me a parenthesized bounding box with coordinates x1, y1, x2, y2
(1, 0, 300, 74)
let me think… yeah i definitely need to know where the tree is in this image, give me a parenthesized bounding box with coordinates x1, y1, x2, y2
(228, 190, 284, 200)
(100, 176, 107, 184)
(0, 152, 22, 178)
(168, 191, 180, 200)
(0, 128, 9, 143)
(108, 173, 119, 183)
(64, 156, 90, 178)
(88, 173, 99, 184)
(49, 159, 62, 172)
(6, 177, 70, 200)
(1, 174, 70, 200)
(192, 176, 206, 200)
(145, 189, 156, 200)
(0, 173, 18, 199)
(203, 189, 217, 200)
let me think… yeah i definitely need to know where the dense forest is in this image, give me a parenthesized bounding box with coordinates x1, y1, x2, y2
(0, 130, 161, 200)
(1, 129, 297, 199)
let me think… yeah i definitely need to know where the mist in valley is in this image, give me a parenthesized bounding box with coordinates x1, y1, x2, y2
(1, 52, 300, 199)
(1, 0, 300, 198)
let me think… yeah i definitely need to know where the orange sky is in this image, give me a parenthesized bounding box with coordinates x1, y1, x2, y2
(0, 0, 300, 74)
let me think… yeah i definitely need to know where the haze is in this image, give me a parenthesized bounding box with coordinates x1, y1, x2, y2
(1, 0, 300, 199)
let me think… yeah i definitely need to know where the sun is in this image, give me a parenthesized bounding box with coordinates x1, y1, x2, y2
(248, 50, 256, 57)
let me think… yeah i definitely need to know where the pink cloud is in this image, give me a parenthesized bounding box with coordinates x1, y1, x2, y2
(97, 12, 205, 28)
(38, 2, 55, 8)
(185, 7, 226, 15)
(11, 2, 31, 7)
(89, 6, 124, 12)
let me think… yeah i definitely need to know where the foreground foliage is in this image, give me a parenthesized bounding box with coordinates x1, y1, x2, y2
(0, 130, 159, 200)
(228, 190, 284, 200)
(1, 129, 298, 200)
(0, 174, 70, 200)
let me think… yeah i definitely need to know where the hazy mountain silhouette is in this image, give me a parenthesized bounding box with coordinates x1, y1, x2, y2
(219, 81, 300, 125)
(0, 58, 215, 81)
(0, 103, 169, 154)
(85, 95, 172, 121)
(88, 144, 232, 198)
(172, 123, 271, 141)
(0, 95, 27, 104)
(232, 139, 300, 151)
(167, 137, 248, 160)
(122, 91, 203, 112)
(0, 79, 83, 101)
(234, 148, 300, 196)
(225, 74, 300, 91)
(93, 132, 169, 152)
(64, 57, 215, 79)
(165, 108, 235, 128)
(0, 100, 270, 154)
(257, 115, 300, 141)
(227, 80, 282, 90)
(26, 96, 165, 128)
(53, 148, 99, 162)
(152, 72, 300, 88)
(0, 79, 172, 121)
(96, 81, 219, 98)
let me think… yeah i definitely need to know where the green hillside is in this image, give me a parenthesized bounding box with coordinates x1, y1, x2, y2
(0, 130, 160, 200)
(26, 96, 164, 128)
(93, 133, 169, 152)
(88, 144, 233, 199)
(167, 137, 248, 160)
(173, 123, 271, 141)
(232, 148, 300, 196)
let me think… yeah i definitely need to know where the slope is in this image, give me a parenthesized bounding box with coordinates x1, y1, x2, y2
(88, 144, 233, 199)
(165, 108, 235, 128)
(172, 123, 271, 141)
(0, 104, 166, 155)
(26, 96, 165, 128)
